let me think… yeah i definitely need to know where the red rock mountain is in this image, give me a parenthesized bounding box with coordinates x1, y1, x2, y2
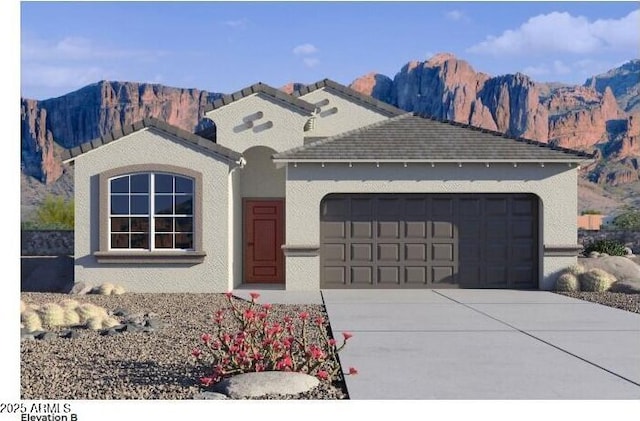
(20, 54, 639, 198)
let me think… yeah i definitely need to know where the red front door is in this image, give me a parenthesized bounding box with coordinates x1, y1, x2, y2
(244, 199, 285, 283)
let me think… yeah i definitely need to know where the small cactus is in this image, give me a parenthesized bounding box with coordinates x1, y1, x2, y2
(59, 299, 79, 310)
(112, 285, 126, 295)
(563, 264, 586, 277)
(102, 317, 120, 329)
(96, 283, 115, 296)
(38, 303, 65, 328)
(77, 303, 108, 324)
(21, 311, 42, 333)
(580, 268, 616, 292)
(556, 273, 580, 292)
(86, 317, 103, 330)
(62, 308, 81, 326)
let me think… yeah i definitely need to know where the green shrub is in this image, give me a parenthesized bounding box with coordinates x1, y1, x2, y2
(583, 239, 627, 256)
(612, 208, 640, 230)
(23, 195, 74, 230)
(581, 209, 602, 215)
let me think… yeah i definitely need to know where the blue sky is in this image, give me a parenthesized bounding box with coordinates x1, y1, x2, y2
(19, 2, 640, 100)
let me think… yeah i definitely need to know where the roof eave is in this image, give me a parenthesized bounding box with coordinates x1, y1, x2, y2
(272, 158, 591, 164)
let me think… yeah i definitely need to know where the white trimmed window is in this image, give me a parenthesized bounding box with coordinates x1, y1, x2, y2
(109, 173, 194, 250)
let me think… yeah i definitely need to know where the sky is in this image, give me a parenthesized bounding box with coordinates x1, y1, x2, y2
(19, 1, 640, 100)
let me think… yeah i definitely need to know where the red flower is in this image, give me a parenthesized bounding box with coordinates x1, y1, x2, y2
(257, 312, 267, 320)
(249, 292, 260, 302)
(262, 303, 273, 311)
(328, 338, 337, 347)
(299, 311, 309, 321)
(225, 291, 233, 299)
(314, 316, 325, 326)
(275, 355, 293, 370)
(348, 367, 358, 376)
(342, 332, 353, 341)
(244, 309, 256, 320)
(316, 370, 329, 381)
(191, 348, 202, 358)
(211, 340, 221, 350)
(307, 345, 325, 360)
(283, 316, 292, 324)
(200, 377, 214, 387)
(201, 333, 212, 344)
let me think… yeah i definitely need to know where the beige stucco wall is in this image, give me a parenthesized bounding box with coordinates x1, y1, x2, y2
(205, 94, 310, 153)
(240, 146, 286, 198)
(283, 162, 579, 291)
(298, 88, 392, 137)
(73, 128, 234, 293)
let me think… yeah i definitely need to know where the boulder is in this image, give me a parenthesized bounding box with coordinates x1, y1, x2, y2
(69, 282, 93, 295)
(609, 279, 640, 294)
(212, 371, 320, 398)
(194, 392, 228, 400)
(579, 256, 640, 282)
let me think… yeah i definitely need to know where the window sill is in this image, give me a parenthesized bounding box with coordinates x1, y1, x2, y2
(94, 251, 206, 264)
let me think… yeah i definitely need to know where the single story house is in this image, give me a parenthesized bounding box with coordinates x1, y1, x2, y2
(62, 79, 592, 292)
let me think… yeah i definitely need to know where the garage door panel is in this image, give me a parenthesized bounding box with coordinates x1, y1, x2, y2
(405, 267, 427, 284)
(378, 267, 400, 284)
(378, 221, 400, 238)
(351, 244, 372, 261)
(378, 243, 400, 261)
(320, 193, 538, 289)
(351, 267, 373, 284)
(405, 243, 427, 261)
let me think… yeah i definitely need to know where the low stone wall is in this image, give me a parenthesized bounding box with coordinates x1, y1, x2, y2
(578, 230, 640, 253)
(21, 230, 74, 256)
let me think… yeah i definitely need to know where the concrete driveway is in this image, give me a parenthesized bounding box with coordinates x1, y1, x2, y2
(322, 289, 640, 399)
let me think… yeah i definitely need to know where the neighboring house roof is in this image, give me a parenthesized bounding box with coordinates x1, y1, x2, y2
(203, 82, 317, 115)
(273, 113, 594, 163)
(61, 117, 243, 163)
(293, 78, 406, 117)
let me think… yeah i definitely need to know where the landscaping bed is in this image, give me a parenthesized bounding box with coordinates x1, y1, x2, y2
(556, 291, 640, 314)
(20, 292, 348, 400)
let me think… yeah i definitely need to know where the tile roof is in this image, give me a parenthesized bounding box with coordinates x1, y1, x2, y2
(293, 78, 406, 117)
(273, 113, 594, 162)
(203, 82, 316, 115)
(61, 117, 243, 163)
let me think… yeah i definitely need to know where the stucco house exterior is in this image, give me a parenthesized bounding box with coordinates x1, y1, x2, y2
(62, 79, 592, 292)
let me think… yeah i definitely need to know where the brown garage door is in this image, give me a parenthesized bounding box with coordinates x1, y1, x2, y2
(320, 193, 539, 289)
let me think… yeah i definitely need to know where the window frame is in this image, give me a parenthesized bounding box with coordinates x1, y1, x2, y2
(95, 164, 205, 264)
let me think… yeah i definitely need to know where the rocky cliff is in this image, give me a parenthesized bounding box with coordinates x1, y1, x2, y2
(349, 53, 639, 189)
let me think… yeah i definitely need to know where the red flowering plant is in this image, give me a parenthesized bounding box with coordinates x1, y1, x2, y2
(192, 292, 356, 386)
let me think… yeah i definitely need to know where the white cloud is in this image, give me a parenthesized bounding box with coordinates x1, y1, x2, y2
(553, 60, 571, 75)
(467, 9, 640, 55)
(445, 10, 468, 22)
(21, 64, 111, 89)
(522, 64, 550, 76)
(293, 43, 318, 55)
(223, 19, 247, 29)
(303, 57, 320, 68)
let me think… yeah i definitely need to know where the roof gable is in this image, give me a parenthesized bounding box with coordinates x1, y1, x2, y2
(294, 78, 406, 117)
(273, 113, 594, 163)
(62, 117, 242, 163)
(204, 82, 316, 115)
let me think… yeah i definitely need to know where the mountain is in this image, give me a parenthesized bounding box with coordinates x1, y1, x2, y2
(21, 54, 640, 216)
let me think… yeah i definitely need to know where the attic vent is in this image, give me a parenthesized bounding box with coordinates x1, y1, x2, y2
(304, 117, 316, 132)
(314, 98, 330, 108)
(243, 111, 264, 123)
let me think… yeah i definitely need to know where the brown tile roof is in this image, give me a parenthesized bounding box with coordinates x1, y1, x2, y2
(293, 78, 406, 117)
(61, 117, 243, 162)
(273, 113, 594, 162)
(204, 82, 316, 114)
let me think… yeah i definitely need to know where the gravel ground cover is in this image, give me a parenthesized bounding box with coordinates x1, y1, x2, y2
(20, 292, 348, 400)
(556, 291, 640, 314)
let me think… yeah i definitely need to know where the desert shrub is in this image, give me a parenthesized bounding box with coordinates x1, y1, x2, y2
(563, 264, 586, 277)
(76, 303, 108, 324)
(21, 311, 43, 332)
(62, 308, 81, 326)
(38, 303, 65, 328)
(611, 208, 640, 230)
(580, 269, 616, 292)
(59, 299, 79, 310)
(20, 300, 26, 313)
(102, 317, 120, 329)
(556, 273, 580, 292)
(22, 195, 74, 230)
(86, 317, 103, 330)
(95, 283, 115, 296)
(583, 239, 627, 257)
(193, 292, 356, 386)
(112, 285, 126, 295)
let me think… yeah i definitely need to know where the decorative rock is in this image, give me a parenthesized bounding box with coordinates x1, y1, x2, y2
(211, 371, 320, 398)
(69, 282, 93, 295)
(624, 247, 633, 256)
(36, 332, 57, 341)
(588, 251, 600, 258)
(600, 253, 610, 257)
(194, 392, 228, 400)
(112, 308, 129, 318)
(59, 329, 80, 339)
(580, 256, 640, 282)
(145, 319, 163, 329)
(609, 279, 640, 294)
(100, 329, 118, 337)
(20, 328, 35, 341)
